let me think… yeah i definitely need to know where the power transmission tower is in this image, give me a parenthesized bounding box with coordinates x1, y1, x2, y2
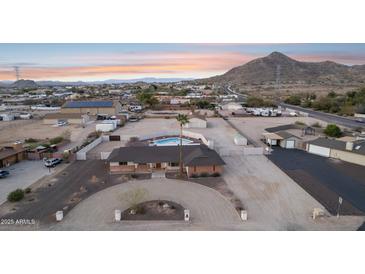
(14, 66, 20, 81)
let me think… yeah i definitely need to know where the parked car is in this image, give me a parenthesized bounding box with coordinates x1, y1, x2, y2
(128, 117, 139, 122)
(0, 170, 10, 179)
(57, 120, 68, 127)
(44, 158, 62, 168)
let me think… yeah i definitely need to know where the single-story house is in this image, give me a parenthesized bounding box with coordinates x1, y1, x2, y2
(61, 100, 122, 115)
(107, 144, 225, 177)
(262, 130, 301, 149)
(43, 113, 90, 125)
(0, 143, 26, 168)
(183, 115, 207, 128)
(306, 137, 365, 166)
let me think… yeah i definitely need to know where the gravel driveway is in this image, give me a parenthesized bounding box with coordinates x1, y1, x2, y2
(52, 178, 242, 230)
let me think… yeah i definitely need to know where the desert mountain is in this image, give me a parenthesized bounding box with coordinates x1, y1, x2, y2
(202, 52, 365, 86)
(10, 79, 38, 89)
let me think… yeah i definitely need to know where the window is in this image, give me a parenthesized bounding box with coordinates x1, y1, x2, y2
(170, 162, 179, 167)
(213, 165, 216, 171)
(119, 162, 128, 165)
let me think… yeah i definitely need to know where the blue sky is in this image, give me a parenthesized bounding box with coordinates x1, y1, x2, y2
(0, 44, 364, 81)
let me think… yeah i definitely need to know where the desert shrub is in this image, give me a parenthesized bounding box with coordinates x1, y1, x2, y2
(24, 187, 31, 194)
(294, 121, 306, 126)
(324, 124, 342, 137)
(311, 122, 322, 128)
(212, 172, 221, 177)
(200, 172, 209, 177)
(49, 136, 64, 145)
(25, 138, 38, 143)
(7, 189, 25, 202)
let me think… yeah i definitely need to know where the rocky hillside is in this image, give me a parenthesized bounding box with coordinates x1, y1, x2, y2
(202, 52, 365, 87)
(10, 79, 38, 89)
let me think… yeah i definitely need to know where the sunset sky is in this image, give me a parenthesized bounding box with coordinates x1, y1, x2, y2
(0, 44, 365, 81)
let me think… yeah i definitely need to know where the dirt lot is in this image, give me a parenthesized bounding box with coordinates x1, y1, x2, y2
(0, 120, 73, 145)
(228, 116, 327, 146)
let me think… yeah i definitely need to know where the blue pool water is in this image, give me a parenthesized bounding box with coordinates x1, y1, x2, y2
(152, 137, 194, 146)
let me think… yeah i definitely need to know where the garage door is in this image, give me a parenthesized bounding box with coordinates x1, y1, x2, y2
(286, 140, 295, 149)
(308, 144, 330, 157)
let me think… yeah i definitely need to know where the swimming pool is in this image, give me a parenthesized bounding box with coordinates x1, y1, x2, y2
(151, 137, 195, 146)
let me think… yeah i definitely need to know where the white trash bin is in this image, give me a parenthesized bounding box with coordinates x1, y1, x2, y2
(56, 211, 63, 221)
(115, 210, 121, 221)
(240, 210, 247, 221)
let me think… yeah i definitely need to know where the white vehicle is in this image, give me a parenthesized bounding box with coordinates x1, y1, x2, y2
(57, 120, 68, 126)
(44, 158, 62, 168)
(261, 110, 270, 117)
(289, 112, 298, 117)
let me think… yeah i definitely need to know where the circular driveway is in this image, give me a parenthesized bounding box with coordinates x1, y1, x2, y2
(55, 178, 242, 230)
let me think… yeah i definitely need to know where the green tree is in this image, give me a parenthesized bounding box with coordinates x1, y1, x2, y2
(284, 95, 301, 105)
(324, 124, 342, 138)
(176, 114, 189, 177)
(136, 91, 158, 108)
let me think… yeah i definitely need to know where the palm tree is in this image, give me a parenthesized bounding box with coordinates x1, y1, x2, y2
(176, 114, 189, 177)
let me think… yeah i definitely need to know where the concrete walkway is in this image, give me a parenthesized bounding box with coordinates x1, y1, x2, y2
(52, 178, 242, 230)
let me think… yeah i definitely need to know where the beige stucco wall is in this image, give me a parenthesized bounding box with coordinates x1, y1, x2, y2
(330, 149, 365, 166)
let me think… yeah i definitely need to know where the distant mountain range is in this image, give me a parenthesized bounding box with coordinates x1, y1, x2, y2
(0, 77, 194, 88)
(200, 51, 365, 86)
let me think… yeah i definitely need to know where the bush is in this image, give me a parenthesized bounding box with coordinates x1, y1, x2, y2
(7, 189, 25, 202)
(284, 95, 301, 105)
(200, 172, 209, 177)
(49, 136, 64, 145)
(294, 121, 306, 126)
(191, 174, 199, 178)
(324, 124, 342, 137)
(24, 187, 31, 194)
(311, 122, 322, 128)
(25, 138, 38, 143)
(212, 172, 221, 177)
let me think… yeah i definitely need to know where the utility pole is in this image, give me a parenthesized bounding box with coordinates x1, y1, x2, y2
(14, 66, 20, 81)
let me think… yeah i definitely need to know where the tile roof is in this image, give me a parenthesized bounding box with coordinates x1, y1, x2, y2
(63, 100, 114, 108)
(107, 144, 225, 166)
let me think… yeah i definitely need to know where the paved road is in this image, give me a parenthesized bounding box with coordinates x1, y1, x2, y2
(279, 103, 364, 129)
(268, 148, 365, 215)
(52, 178, 242, 230)
(0, 160, 115, 225)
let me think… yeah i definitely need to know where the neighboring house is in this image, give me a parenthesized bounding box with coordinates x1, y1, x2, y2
(43, 113, 90, 125)
(107, 144, 225, 177)
(183, 115, 207, 128)
(61, 100, 122, 115)
(262, 130, 301, 149)
(306, 137, 365, 166)
(0, 143, 26, 168)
